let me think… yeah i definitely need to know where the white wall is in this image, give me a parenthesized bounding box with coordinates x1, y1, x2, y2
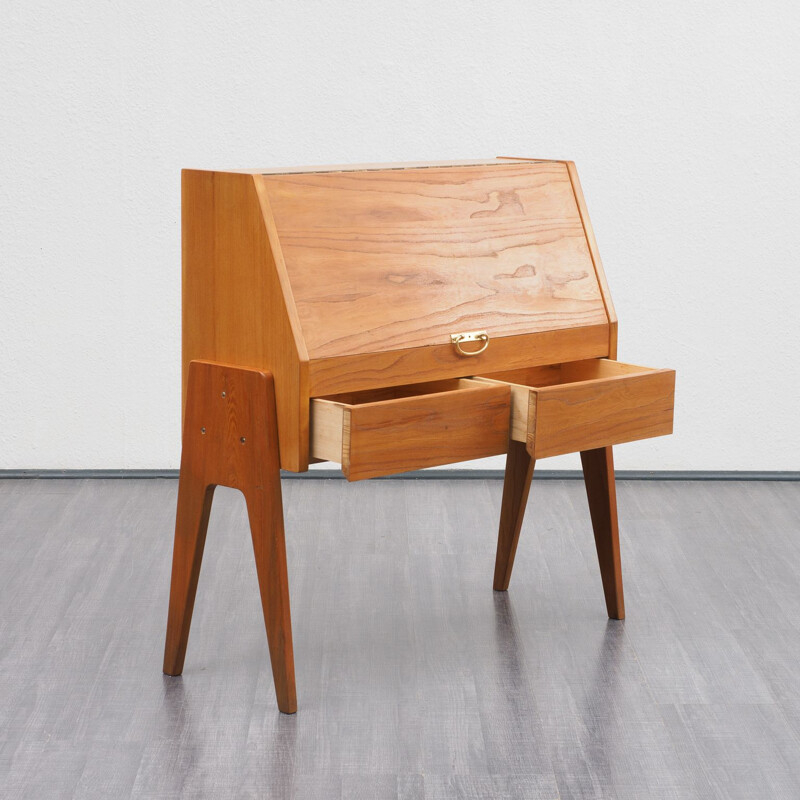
(2, 2, 798, 471)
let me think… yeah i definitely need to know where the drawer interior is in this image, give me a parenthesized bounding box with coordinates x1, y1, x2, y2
(477, 358, 656, 388)
(313, 378, 479, 408)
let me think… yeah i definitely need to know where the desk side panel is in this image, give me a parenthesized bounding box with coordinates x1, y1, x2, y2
(565, 161, 618, 359)
(182, 170, 309, 471)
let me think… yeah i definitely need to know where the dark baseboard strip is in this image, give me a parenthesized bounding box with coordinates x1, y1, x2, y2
(288, 469, 800, 481)
(0, 469, 798, 481)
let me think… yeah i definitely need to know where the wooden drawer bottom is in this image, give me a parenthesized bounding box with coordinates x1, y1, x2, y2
(310, 379, 511, 481)
(474, 359, 675, 459)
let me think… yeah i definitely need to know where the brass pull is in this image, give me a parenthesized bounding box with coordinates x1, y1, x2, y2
(450, 330, 489, 357)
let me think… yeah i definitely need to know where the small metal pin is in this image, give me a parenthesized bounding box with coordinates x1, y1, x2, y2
(221, 391, 226, 398)
(200, 427, 206, 434)
(240, 437, 246, 444)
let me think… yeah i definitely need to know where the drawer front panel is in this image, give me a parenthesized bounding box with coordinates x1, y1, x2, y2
(310, 380, 511, 481)
(473, 359, 675, 459)
(530, 369, 675, 458)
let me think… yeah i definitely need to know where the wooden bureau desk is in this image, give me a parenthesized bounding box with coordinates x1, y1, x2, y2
(163, 158, 675, 713)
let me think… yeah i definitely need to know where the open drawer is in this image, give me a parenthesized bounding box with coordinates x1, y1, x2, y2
(473, 359, 675, 459)
(310, 379, 510, 481)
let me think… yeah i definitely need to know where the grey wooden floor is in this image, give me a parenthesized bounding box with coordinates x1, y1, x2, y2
(1, 477, 800, 799)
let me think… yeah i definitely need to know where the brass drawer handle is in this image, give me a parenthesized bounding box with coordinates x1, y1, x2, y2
(451, 330, 489, 356)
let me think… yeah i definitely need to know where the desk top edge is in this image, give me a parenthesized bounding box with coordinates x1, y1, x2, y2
(183, 157, 565, 176)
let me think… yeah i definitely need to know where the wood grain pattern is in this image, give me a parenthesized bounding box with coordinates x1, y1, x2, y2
(565, 161, 618, 358)
(163, 360, 296, 713)
(507, 157, 619, 356)
(261, 158, 552, 174)
(162, 466, 215, 677)
(182, 170, 309, 472)
(310, 379, 483, 466)
(529, 367, 675, 459)
(477, 358, 663, 388)
(223, 157, 557, 175)
(263, 162, 608, 359)
(312, 379, 512, 481)
(309, 398, 345, 463)
(307, 324, 610, 396)
(474, 358, 675, 459)
(182, 160, 623, 471)
(493, 439, 535, 591)
(581, 446, 625, 619)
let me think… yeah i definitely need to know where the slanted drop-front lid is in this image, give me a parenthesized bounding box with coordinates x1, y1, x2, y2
(262, 161, 607, 360)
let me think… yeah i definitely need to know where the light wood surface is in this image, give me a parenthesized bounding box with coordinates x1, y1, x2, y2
(220, 157, 557, 175)
(565, 161, 618, 358)
(311, 379, 511, 481)
(307, 324, 610, 396)
(309, 398, 345, 464)
(475, 358, 675, 459)
(176, 159, 673, 705)
(499, 157, 619, 356)
(182, 170, 309, 472)
(182, 159, 626, 470)
(528, 367, 674, 459)
(263, 162, 608, 359)
(163, 360, 296, 713)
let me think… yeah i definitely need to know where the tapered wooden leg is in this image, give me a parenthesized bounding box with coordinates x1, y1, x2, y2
(163, 474, 215, 676)
(580, 446, 625, 619)
(163, 360, 297, 713)
(245, 488, 297, 714)
(493, 440, 535, 591)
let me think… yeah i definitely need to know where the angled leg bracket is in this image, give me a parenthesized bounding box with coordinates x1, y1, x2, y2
(163, 360, 297, 713)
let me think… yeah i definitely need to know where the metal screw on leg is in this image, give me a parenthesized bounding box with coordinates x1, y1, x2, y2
(200, 427, 206, 434)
